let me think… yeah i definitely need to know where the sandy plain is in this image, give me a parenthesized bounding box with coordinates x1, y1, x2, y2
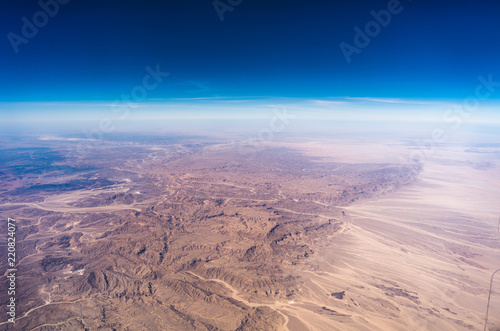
(266, 138, 500, 331)
(0, 132, 499, 330)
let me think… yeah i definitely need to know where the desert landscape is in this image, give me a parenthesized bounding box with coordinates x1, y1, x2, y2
(0, 129, 499, 330)
(3, 0, 500, 330)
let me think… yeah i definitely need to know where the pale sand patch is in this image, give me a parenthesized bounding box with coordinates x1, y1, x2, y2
(270, 140, 500, 330)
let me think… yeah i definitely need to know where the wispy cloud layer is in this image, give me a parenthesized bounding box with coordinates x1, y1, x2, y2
(1, 97, 499, 124)
(344, 97, 437, 105)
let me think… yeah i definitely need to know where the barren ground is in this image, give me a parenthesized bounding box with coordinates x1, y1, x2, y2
(0, 133, 499, 330)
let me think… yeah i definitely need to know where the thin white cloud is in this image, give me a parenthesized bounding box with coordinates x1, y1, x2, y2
(344, 97, 435, 105)
(39, 136, 97, 141)
(310, 100, 349, 106)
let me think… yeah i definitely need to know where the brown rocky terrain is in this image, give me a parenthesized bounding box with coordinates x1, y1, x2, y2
(0, 134, 499, 330)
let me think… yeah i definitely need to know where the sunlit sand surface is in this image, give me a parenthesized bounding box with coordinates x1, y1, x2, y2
(271, 140, 500, 330)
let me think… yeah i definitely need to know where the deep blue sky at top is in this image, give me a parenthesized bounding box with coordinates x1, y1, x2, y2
(1, 0, 500, 102)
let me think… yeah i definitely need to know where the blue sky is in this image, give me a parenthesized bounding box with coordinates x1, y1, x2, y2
(2, 0, 500, 121)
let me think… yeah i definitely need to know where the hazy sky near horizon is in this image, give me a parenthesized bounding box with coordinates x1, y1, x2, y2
(2, 0, 500, 121)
